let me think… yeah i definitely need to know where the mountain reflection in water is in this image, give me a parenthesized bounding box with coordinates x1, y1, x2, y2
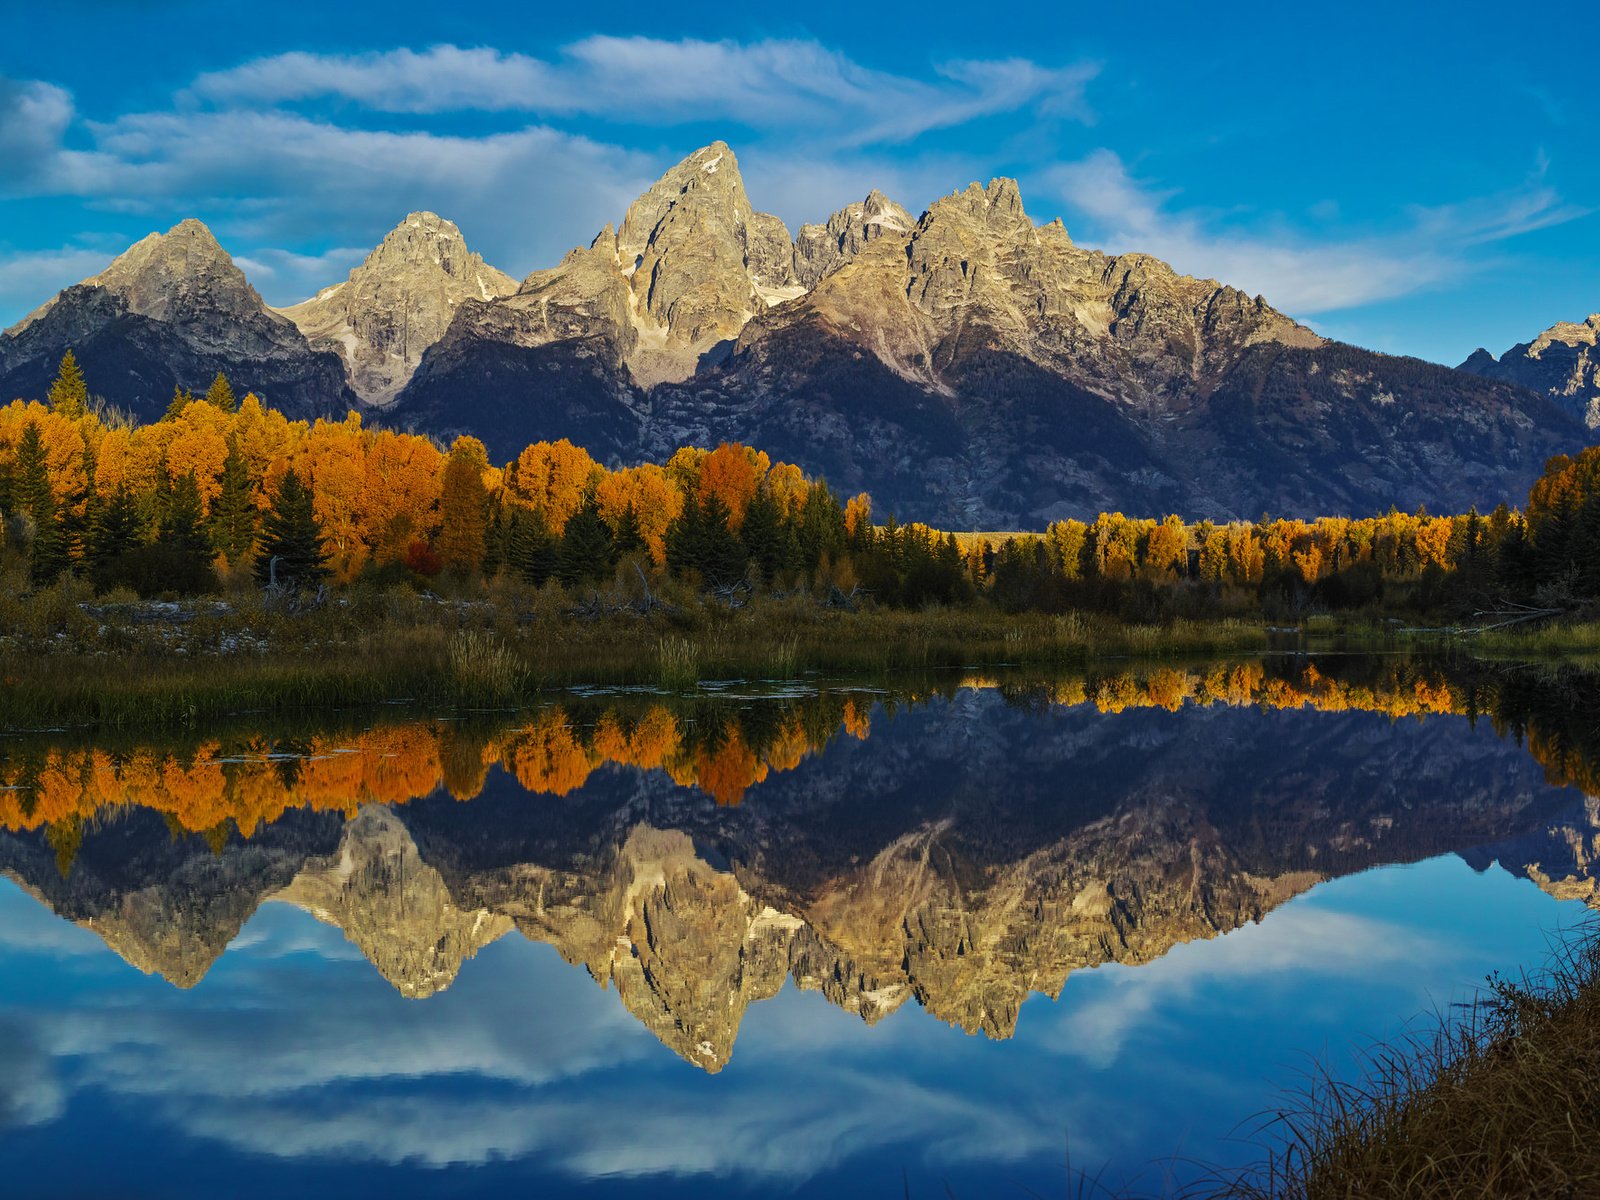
(1, 655, 1597, 1195)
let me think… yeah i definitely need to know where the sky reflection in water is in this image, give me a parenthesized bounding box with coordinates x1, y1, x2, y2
(0, 661, 1592, 1197)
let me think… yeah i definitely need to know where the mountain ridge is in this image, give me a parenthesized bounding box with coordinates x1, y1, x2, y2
(1459, 312, 1600, 429)
(0, 142, 1587, 525)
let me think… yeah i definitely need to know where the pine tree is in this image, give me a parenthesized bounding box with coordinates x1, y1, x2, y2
(87, 486, 141, 590)
(739, 489, 783, 582)
(164, 473, 216, 589)
(254, 469, 330, 591)
(510, 509, 559, 586)
(612, 503, 645, 560)
(666, 493, 708, 578)
(203, 372, 237, 413)
(47, 350, 88, 419)
(482, 508, 509, 578)
(164, 385, 194, 421)
(699, 494, 746, 586)
(209, 442, 257, 565)
(13, 422, 67, 584)
(557, 501, 616, 586)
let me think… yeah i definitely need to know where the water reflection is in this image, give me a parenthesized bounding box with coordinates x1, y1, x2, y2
(1, 655, 1598, 1194)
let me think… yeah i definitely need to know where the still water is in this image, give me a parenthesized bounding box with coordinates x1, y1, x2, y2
(0, 656, 1595, 1197)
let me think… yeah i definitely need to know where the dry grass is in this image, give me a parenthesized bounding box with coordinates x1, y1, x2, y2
(1220, 927, 1600, 1199)
(0, 579, 1272, 730)
(446, 629, 527, 703)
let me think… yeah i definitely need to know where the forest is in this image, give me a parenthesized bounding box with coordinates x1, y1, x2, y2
(2, 351, 1599, 622)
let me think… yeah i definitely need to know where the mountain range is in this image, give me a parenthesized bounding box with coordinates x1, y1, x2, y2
(0, 141, 1589, 526)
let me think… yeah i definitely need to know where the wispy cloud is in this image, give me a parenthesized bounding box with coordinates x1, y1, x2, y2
(186, 39, 1099, 147)
(1046, 148, 1589, 316)
(0, 247, 115, 329)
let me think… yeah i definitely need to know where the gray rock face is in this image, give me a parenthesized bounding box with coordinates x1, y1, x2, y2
(1459, 314, 1600, 429)
(277, 212, 517, 407)
(0, 219, 354, 421)
(793, 188, 916, 287)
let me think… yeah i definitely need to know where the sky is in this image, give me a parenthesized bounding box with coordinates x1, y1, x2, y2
(0, 0, 1595, 365)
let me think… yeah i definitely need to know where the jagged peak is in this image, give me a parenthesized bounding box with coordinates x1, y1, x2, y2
(927, 176, 1032, 230)
(617, 140, 755, 263)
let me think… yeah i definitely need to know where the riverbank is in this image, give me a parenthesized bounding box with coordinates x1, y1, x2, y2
(0, 580, 1270, 729)
(6, 572, 1600, 732)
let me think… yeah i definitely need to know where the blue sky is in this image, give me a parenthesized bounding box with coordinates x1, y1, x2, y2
(1, 0, 1594, 365)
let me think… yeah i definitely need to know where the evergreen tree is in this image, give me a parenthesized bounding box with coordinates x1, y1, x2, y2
(254, 469, 330, 590)
(47, 350, 88, 419)
(612, 503, 645, 560)
(87, 486, 141, 590)
(509, 509, 559, 586)
(666, 493, 708, 578)
(203, 372, 238, 413)
(14, 422, 67, 584)
(209, 442, 257, 564)
(738, 489, 783, 582)
(164, 473, 215, 582)
(557, 501, 616, 586)
(698, 494, 746, 586)
(481, 508, 509, 578)
(164, 385, 195, 421)
(796, 485, 846, 572)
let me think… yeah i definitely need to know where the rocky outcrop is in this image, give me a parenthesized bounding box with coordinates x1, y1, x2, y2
(793, 189, 916, 287)
(1459, 314, 1600, 429)
(277, 212, 516, 406)
(0, 220, 355, 422)
(646, 180, 1575, 525)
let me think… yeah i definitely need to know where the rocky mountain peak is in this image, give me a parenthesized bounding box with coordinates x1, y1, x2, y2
(1459, 310, 1600, 429)
(277, 211, 517, 406)
(616, 141, 752, 265)
(12, 218, 266, 338)
(793, 188, 917, 287)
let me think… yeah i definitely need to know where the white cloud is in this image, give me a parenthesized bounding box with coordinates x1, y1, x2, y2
(1040, 905, 1450, 1069)
(0, 248, 116, 330)
(1046, 148, 1588, 316)
(186, 39, 1099, 148)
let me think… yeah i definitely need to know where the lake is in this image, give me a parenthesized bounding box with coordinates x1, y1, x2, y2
(1, 655, 1595, 1197)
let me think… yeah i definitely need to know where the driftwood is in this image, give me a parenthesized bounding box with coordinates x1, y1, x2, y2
(823, 584, 863, 612)
(564, 565, 685, 622)
(1464, 602, 1566, 634)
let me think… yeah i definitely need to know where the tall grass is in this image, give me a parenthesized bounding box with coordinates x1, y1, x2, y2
(1220, 925, 1600, 1199)
(0, 584, 1276, 730)
(656, 635, 699, 692)
(446, 630, 526, 703)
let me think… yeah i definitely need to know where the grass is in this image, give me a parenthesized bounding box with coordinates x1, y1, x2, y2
(0, 575, 1275, 730)
(1220, 926, 1600, 1199)
(1474, 618, 1600, 660)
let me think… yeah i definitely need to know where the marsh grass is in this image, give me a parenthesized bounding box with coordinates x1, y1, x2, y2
(0, 583, 1273, 730)
(446, 629, 527, 703)
(1217, 925, 1600, 1200)
(656, 636, 699, 692)
(1476, 618, 1600, 660)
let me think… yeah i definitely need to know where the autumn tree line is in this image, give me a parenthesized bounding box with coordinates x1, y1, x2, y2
(1, 352, 1597, 617)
